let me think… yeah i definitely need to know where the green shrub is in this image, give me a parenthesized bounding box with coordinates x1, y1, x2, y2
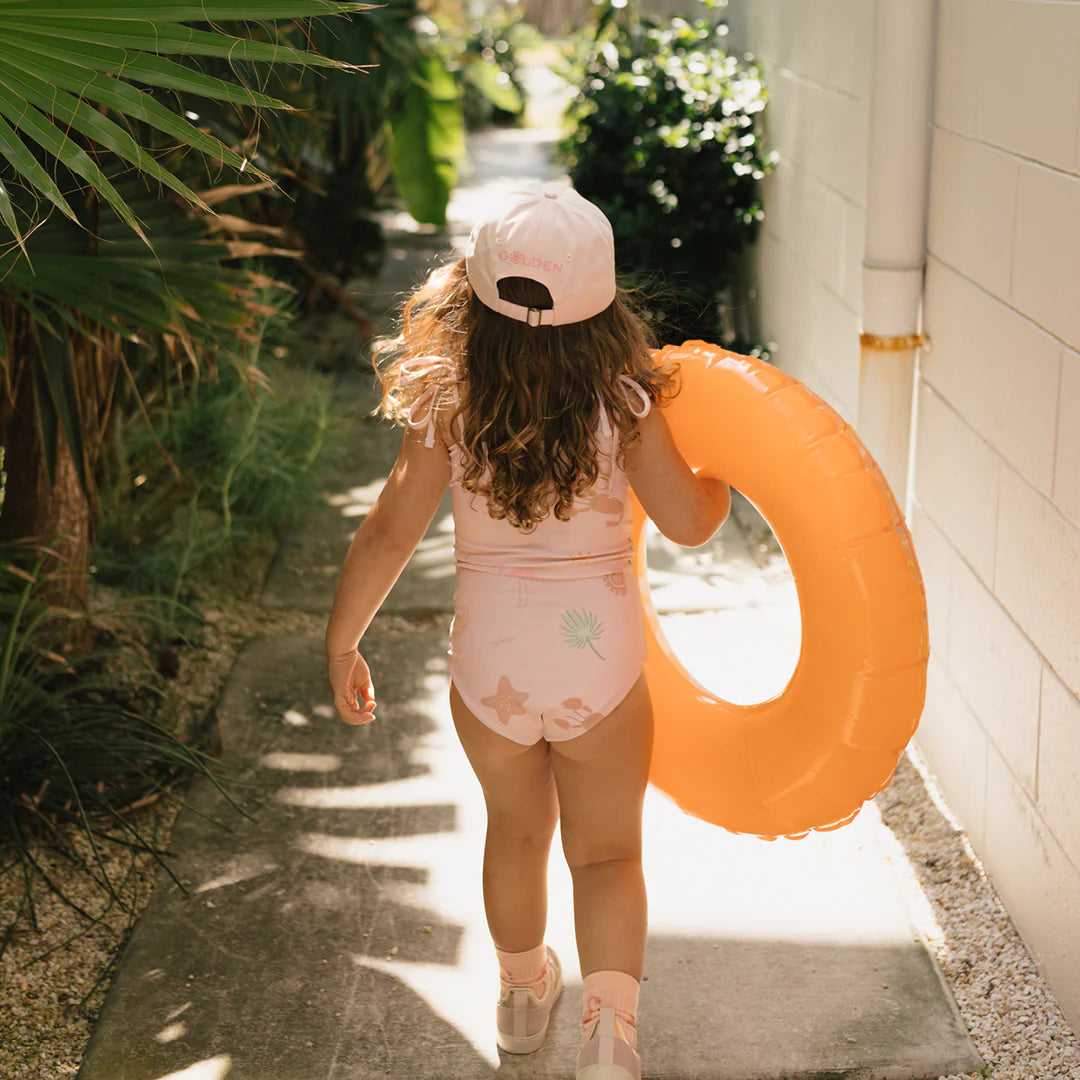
(561, 1, 776, 349)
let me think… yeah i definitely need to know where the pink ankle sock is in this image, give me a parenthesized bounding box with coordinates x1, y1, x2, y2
(495, 944, 548, 995)
(582, 969, 640, 1048)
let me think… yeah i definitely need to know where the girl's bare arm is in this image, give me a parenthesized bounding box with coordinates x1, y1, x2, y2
(325, 426, 450, 657)
(624, 406, 731, 547)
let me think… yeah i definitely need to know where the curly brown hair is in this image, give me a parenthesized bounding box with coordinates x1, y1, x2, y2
(373, 256, 679, 531)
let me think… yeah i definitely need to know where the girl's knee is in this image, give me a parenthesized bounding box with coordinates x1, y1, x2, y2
(488, 804, 558, 850)
(565, 852, 643, 881)
(562, 833, 642, 874)
(557, 786, 645, 872)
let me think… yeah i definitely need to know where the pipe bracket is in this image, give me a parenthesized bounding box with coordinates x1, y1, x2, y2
(859, 332, 930, 353)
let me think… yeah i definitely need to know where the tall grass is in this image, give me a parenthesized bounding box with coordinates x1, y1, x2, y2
(95, 296, 341, 625)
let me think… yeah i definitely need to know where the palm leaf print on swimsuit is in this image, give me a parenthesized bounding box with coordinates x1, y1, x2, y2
(558, 608, 606, 660)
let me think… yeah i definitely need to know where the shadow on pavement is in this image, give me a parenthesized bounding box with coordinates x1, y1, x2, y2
(80, 622, 979, 1080)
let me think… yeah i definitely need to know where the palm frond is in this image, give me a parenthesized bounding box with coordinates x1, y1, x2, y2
(0, 176, 286, 344)
(0, 61, 204, 210)
(0, 0, 374, 244)
(2, 16, 367, 68)
(558, 608, 606, 660)
(0, 171, 295, 511)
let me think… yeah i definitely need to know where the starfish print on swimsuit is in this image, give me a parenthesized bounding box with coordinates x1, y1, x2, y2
(480, 675, 529, 725)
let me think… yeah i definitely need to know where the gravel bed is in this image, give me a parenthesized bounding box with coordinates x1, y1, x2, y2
(3, 597, 1079, 1079)
(875, 749, 1080, 1080)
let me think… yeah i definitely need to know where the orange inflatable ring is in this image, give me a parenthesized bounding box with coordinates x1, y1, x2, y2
(633, 341, 929, 839)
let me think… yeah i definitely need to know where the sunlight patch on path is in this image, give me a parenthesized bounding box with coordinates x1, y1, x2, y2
(151, 1056, 231, 1080)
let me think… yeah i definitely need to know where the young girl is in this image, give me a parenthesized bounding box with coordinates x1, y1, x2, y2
(325, 183, 730, 1080)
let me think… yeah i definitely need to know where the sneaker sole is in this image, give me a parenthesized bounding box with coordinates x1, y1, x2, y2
(576, 1007, 640, 1080)
(496, 968, 563, 1054)
(576, 1066, 640, 1080)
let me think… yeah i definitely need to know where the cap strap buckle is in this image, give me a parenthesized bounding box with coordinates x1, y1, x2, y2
(526, 307, 543, 327)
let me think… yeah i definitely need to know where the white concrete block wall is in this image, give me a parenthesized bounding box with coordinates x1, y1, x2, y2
(921, 261, 1060, 497)
(913, 382, 1001, 584)
(725, 0, 871, 422)
(927, 129, 1019, 300)
(1013, 165, 1080, 348)
(1058, 351, 1080, 527)
(912, 0, 1080, 1028)
(916, 654, 989, 852)
(727, 0, 1080, 1029)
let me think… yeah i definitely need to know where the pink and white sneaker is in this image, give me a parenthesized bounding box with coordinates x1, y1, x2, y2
(495, 946, 563, 1054)
(576, 1006, 641, 1080)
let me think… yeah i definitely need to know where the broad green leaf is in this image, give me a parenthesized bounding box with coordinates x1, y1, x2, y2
(389, 53, 464, 227)
(464, 58, 523, 115)
(0, 83, 148, 242)
(421, 49, 460, 101)
(422, 57, 466, 165)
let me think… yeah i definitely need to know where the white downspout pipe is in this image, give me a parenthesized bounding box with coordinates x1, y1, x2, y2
(859, 0, 937, 516)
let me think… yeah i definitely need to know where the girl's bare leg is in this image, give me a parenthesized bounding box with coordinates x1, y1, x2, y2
(450, 683, 559, 951)
(548, 675, 653, 979)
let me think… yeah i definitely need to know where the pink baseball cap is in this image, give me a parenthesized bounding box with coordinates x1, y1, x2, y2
(465, 182, 617, 327)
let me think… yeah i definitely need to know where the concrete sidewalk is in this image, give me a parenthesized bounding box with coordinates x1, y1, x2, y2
(78, 126, 981, 1080)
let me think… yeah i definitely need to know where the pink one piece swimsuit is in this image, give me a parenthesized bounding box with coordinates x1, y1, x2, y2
(404, 364, 651, 745)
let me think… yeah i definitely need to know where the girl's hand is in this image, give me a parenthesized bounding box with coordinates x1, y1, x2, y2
(323, 426, 450, 723)
(327, 649, 377, 725)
